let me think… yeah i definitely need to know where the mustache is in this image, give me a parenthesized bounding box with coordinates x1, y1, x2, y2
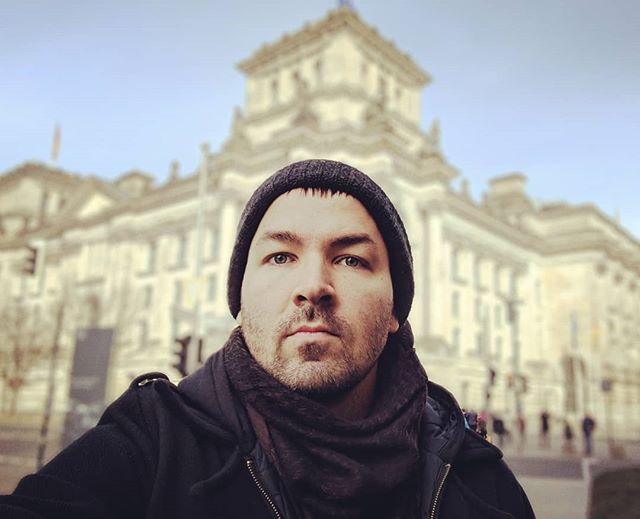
(277, 306, 345, 337)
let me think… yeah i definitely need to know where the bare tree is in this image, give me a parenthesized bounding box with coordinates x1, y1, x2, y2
(0, 301, 52, 414)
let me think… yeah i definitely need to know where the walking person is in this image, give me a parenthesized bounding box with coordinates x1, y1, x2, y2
(562, 420, 575, 455)
(540, 410, 551, 448)
(493, 415, 507, 447)
(517, 415, 526, 454)
(582, 414, 597, 457)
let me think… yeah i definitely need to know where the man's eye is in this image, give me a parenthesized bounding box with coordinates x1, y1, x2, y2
(268, 253, 290, 265)
(338, 256, 363, 268)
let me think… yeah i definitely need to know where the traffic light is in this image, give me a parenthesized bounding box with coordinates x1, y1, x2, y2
(22, 245, 38, 275)
(173, 335, 191, 377)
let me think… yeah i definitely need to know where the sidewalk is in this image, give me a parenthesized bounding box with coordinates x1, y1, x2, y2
(499, 434, 640, 483)
(500, 434, 640, 462)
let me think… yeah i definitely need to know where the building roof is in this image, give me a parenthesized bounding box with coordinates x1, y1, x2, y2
(237, 6, 430, 86)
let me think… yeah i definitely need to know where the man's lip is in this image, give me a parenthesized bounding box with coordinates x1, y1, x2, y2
(290, 326, 337, 336)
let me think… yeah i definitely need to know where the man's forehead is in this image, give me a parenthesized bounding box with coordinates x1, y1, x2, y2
(258, 189, 374, 228)
(252, 188, 386, 248)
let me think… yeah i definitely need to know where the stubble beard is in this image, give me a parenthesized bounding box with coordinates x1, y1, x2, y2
(241, 303, 394, 399)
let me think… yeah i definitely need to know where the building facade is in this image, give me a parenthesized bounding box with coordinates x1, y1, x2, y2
(1, 7, 639, 439)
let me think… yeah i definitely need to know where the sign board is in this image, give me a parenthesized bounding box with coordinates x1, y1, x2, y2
(62, 328, 114, 448)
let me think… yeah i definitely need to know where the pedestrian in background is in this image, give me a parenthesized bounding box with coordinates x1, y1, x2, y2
(582, 414, 596, 456)
(562, 420, 575, 455)
(477, 410, 488, 439)
(517, 415, 526, 453)
(540, 410, 551, 448)
(493, 415, 507, 447)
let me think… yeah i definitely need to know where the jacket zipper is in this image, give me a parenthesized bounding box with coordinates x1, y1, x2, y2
(429, 463, 451, 519)
(245, 457, 282, 519)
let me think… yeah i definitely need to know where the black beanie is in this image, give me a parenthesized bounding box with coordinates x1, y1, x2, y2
(227, 159, 414, 325)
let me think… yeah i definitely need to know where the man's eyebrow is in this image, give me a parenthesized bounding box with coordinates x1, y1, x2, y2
(255, 231, 303, 246)
(328, 233, 376, 249)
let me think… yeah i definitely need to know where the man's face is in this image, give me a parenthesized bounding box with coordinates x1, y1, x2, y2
(239, 188, 399, 398)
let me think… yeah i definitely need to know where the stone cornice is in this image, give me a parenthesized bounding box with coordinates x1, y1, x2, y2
(539, 203, 640, 253)
(52, 178, 127, 222)
(542, 235, 640, 274)
(442, 225, 530, 274)
(0, 174, 223, 247)
(237, 8, 429, 86)
(440, 192, 640, 276)
(243, 84, 423, 135)
(0, 161, 83, 191)
(442, 191, 542, 252)
(213, 113, 457, 187)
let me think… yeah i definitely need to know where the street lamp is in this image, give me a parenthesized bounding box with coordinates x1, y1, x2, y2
(501, 294, 524, 422)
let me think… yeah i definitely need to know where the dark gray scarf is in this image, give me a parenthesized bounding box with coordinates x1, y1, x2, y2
(224, 324, 427, 519)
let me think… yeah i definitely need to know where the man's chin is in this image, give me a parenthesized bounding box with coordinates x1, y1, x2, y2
(277, 363, 360, 401)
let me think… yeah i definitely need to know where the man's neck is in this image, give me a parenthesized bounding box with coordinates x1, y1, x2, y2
(318, 364, 378, 421)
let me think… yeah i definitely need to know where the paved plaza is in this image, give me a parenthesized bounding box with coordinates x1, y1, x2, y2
(1, 419, 639, 517)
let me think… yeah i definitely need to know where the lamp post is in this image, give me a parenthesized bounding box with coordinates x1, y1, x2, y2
(503, 295, 524, 422)
(189, 142, 209, 374)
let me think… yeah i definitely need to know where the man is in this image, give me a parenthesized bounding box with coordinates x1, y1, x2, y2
(1, 160, 534, 518)
(540, 410, 551, 448)
(582, 414, 596, 456)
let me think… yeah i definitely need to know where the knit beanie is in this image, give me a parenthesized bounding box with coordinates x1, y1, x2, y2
(227, 159, 414, 325)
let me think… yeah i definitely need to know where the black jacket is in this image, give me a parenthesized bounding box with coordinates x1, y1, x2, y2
(1, 349, 534, 518)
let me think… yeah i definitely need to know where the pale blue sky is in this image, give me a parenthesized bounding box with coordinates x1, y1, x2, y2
(1, 0, 639, 235)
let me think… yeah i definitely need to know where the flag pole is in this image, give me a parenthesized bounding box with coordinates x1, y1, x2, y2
(50, 123, 61, 166)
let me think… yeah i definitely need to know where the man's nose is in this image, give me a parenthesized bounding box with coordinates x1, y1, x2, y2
(293, 260, 336, 307)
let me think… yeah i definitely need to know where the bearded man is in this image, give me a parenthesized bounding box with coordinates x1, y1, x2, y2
(1, 160, 534, 518)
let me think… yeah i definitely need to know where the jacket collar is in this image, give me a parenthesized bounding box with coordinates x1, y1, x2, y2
(177, 334, 503, 517)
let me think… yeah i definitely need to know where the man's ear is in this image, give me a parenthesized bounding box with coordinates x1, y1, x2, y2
(388, 314, 400, 334)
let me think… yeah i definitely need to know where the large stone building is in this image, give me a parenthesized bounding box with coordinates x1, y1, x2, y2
(1, 7, 639, 439)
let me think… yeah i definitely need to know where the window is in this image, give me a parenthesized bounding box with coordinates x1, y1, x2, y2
(451, 247, 460, 281)
(315, 59, 323, 83)
(451, 291, 460, 317)
(271, 78, 279, 102)
(138, 320, 148, 349)
(146, 241, 157, 273)
(452, 327, 460, 351)
(378, 77, 387, 101)
(209, 227, 220, 261)
(475, 332, 483, 356)
(208, 273, 218, 303)
(493, 265, 501, 293)
(495, 337, 503, 359)
(176, 234, 187, 267)
(474, 258, 483, 288)
(475, 298, 482, 322)
(174, 280, 183, 305)
(143, 286, 153, 309)
(494, 304, 502, 327)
